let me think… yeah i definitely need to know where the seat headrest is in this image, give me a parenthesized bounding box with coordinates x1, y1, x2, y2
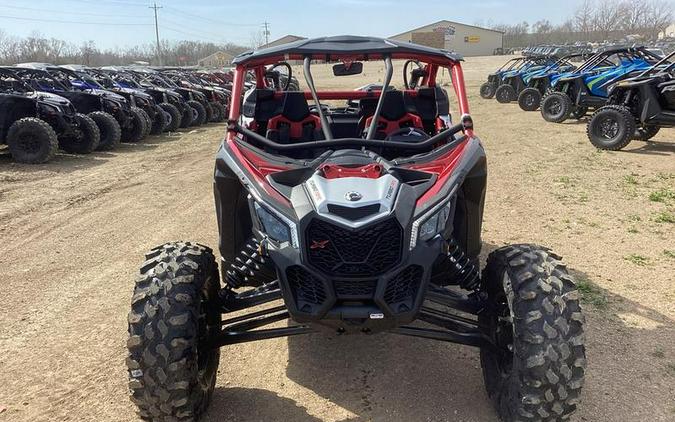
(280, 91, 311, 121)
(380, 90, 407, 120)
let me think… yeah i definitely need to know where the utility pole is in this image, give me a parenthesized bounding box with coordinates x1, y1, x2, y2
(262, 21, 270, 46)
(149, 2, 163, 65)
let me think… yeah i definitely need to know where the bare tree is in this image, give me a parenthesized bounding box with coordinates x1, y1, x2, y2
(592, 0, 625, 40)
(249, 30, 266, 49)
(643, 0, 674, 39)
(574, 0, 595, 40)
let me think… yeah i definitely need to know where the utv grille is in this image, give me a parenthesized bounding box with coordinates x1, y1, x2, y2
(306, 218, 402, 277)
(334, 279, 377, 298)
(384, 265, 423, 312)
(286, 266, 327, 310)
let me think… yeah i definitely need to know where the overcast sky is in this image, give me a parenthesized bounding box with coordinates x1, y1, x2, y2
(0, 0, 588, 49)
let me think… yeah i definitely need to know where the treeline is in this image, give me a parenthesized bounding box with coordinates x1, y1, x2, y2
(0, 30, 248, 66)
(479, 0, 673, 48)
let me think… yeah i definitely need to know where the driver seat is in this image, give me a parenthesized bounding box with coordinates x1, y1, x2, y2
(266, 92, 323, 143)
(362, 90, 423, 139)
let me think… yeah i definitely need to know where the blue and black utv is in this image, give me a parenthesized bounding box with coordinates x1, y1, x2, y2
(587, 51, 675, 150)
(539, 47, 663, 123)
(479, 56, 550, 99)
(493, 55, 560, 103)
(517, 53, 593, 111)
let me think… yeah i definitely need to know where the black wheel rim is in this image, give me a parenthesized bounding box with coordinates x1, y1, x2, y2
(545, 98, 561, 115)
(524, 93, 535, 107)
(595, 116, 619, 139)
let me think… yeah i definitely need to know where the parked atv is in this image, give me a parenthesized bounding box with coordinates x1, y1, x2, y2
(0, 67, 99, 163)
(159, 69, 229, 122)
(127, 36, 586, 422)
(494, 55, 558, 103)
(61, 65, 162, 138)
(587, 51, 675, 150)
(480, 56, 548, 99)
(540, 47, 662, 123)
(13, 64, 129, 150)
(101, 67, 186, 133)
(129, 69, 210, 128)
(517, 53, 591, 111)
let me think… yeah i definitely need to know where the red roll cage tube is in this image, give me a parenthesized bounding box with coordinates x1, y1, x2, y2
(224, 53, 475, 207)
(226, 53, 472, 139)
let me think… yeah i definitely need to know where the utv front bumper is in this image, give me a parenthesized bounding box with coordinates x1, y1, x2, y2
(256, 202, 443, 334)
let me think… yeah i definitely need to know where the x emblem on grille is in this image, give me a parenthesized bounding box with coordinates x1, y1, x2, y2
(310, 239, 330, 250)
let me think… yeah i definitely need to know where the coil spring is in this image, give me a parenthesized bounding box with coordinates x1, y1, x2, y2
(225, 237, 277, 288)
(444, 238, 480, 291)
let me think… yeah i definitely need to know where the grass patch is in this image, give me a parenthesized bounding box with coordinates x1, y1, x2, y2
(624, 254, 650, 266)
(652, 347, 665, 359)
(649, 188, 675, 203)
(627, 227, 638, 234)
(576, 278, 609, 309)
(627, 214, 641, 222)
(667, 362, 675, 376)
(663, 250, 675, 259)
(624, 174, 639, 185)
(654, 211, 675, 224)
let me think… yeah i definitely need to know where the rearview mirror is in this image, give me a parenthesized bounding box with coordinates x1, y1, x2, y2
(333, 62, 363, 76)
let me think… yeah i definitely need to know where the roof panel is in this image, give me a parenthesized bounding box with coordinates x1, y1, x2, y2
(232, 35, 462, 65)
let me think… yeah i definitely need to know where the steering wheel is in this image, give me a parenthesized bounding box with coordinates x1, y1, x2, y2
(385, 127, 430, 143)
(403, 60, 426, 89)
(265, 62, 292, 91)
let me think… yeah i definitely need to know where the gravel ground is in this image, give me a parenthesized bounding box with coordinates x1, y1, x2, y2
(0, 55, 673, 422)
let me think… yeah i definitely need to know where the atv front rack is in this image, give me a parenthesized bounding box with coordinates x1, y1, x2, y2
(210, 281, 492, 349)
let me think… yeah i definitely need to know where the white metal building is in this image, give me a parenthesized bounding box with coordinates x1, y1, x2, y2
(389, 20, 504, 57)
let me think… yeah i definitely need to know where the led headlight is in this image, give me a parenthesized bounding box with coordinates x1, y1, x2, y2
(254, 202, 299, 248)
(409, 200, 452, 250)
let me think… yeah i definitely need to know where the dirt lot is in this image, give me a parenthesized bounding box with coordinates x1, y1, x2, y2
(0, 55, 673, 422)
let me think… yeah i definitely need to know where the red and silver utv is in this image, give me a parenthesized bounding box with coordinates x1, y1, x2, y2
(127, 36, 586, 422)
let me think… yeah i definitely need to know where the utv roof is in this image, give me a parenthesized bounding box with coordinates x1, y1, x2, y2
(232, 35, 463, 65)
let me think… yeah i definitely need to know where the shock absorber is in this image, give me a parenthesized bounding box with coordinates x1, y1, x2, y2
(431, 238, 480, 291)
(225, 237, 277, 288)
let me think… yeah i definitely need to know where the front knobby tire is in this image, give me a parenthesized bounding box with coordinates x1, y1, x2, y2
(480, 82, 496, 99)
(541, 92, 573, 123)
(127, 242, 221, 421)
(59, 113, 100, 154)
(518, 88, 542, 111)
(122, 106, 148, 143)
(496, 84, 517, 104)
(89, 111, 121, 151)
(479, 244, 586, 422)
(187, 100, 207, 126)
(586, 105, 636, 150)
(6, 117, 58, 164)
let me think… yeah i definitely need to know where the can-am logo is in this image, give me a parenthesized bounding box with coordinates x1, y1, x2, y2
(345, 191, 362, 202)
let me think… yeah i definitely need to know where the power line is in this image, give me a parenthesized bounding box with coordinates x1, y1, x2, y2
(0, 14, 151, 26)
(0, 4, 143, 19)
(162, 5, 259, 27)
(149, 2, 163, 66)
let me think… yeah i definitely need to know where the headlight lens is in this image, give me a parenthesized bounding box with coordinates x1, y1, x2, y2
(410, 200, 452, 250)
(254, 202, 299, 248)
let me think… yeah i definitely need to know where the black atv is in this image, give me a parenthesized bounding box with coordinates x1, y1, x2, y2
(61, 65, 162, 139)
(587, 51, 675, 150)
(158, 69, 230, 123)
(126, 36, 586, 422)
(539, 47, 663, 123)
(0, 67, 99, 163)
(129, 69, 210, 128)
(13, 65, 127, 150)
(101, 67, 186, 133)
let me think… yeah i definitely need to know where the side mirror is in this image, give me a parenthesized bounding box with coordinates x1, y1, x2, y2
(333, 62, 363, 76)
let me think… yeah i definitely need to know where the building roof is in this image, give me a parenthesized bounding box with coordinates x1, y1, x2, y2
(259, 34, 307, 50)
(233, 35, 462, 65)
(390, 19, 505, 38)
(198, 51, 234, 62)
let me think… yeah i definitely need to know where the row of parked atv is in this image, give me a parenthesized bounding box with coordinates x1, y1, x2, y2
(480, 47, 675, 150)
(0, 64, 234, 164)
